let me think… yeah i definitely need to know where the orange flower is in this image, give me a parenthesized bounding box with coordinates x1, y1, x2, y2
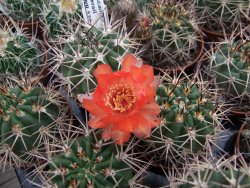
(78, 54, 161, 144)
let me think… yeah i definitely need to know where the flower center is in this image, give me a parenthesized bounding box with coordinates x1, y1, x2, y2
(105, 83, 136, 113)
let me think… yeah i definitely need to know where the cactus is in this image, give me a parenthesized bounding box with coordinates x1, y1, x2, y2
(2, 0, 48, 21)
(144, 0, 200, 68)
(176, 157, 250, 187)
(43, 0, 84, 39)
(0, 77, 70, 168)
(49, 134, 133, 187)
(210, 40, 250, 111)
(192, 0, 250, 34)
(146, 74, 221, 161)
(0, 24, 44, 75)
(52, 19, 137, 95)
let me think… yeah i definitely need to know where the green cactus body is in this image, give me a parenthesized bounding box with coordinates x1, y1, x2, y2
(45, 0, 83, 38)
(50, 135, 133, 187)
(211, 41, 250, 110)
(0, 83, 67, 160)
(193, 0, 250, 33)
(179, 167, 250, 187)
(0, 30, 39, 75)
(57, 26, 132, 94)
(149, 79, 218, 158)
(3, 0, 48, 21)
(146, 1, 199, 68)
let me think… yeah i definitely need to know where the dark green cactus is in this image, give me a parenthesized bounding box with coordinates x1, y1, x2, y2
(147, 77, 220, 159)
(192, 0, 250, 33)
(145, 0, 200, 68)
(0, 27, 42, 75)
(0, 79, 69, 164)
(50, 135, 133, 187)
(211, 40, 250, 111)
(54, 24, 133, 94)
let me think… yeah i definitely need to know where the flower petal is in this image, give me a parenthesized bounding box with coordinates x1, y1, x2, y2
(83, 98, 105, 116)
(133, 122, 152, 138)
(93, 64, 113, 78)
(111, 129, 130, 145)
(88, 115, 107, 128)
(121, 54, 138, 72)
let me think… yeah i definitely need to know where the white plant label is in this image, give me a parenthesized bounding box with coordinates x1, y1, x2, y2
(82, 0, 108, 28)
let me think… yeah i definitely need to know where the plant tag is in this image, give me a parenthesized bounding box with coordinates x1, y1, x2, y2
(82, 0, 108, 28)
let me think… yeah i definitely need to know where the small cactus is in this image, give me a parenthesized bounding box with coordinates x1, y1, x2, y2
(144, 0, 200, 68)
(210, 40, 250, 112)
(49, 134, 133, 187)
(51, 19, 137, 95)
(0, 24, 45, 76)
(43, 0, 83, 39)
(192, 0, 250, 34)
(2, 0, 48, 21)
(0, 77, 70, 168)
(147, 74, 221, 161)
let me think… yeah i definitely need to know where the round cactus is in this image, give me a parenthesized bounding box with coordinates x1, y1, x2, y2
(147, 75, 221, 160)
(49, 134, 133, 187)
(0, 25, 45, 76)
(192, 0, 250, 34)
(0, 78, 70, 166)
(144, 0, 200, 68)
(211, 40, 250, 111)
(43, 0, 83, 39)
(52, 21, 135, 95)
(2, 0, 48, 21)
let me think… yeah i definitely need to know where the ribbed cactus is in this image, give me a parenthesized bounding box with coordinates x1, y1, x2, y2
(2, 0, 48, 21)
(0, 78, 70, 167)
(192, 0, 250, 33)
(177, 159, 250, 187)
(52, 21, 136, 94)
(144, 0, 200, 68)
(49, 134, 133, 187)
(0, 26, 42, 75)
(147, 75, 221, 160)
(211, 40, 250, 111)
(43, 0, 83, 39)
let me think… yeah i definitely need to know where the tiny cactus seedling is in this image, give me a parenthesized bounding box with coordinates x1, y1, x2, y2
(0, 24, 43, 76)
(144, 0, 200, 68)
(0, 77, 70, 169)
(147, 74, 222, 161)
(43, 0, 83, 39)
(2, 0, 48, 21)
(51, 19, 137, 94)
(210, 40, 250, 112)
(49, 134, 133, 187)
(192, 0, 250, 34)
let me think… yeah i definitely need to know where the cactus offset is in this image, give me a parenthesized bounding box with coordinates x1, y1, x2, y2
(49, 134, 133, 187)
